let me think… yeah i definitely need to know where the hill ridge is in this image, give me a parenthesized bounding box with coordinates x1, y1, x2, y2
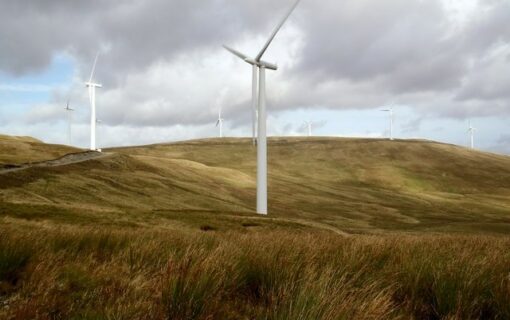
(1, 135, 509, 234)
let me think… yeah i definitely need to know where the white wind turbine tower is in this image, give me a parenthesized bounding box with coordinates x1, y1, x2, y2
(216, 106, 224, 138)
(64, 99, 74, 146)
(381, 106, 394, 140)
(468, 121, 477, 149)
(224, 0, 301, 215)
(303, 121, 312, 137)
(85, 53, 103, 151)
(96, 119, 102, 152)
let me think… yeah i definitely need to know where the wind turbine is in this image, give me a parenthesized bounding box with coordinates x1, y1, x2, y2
(85, 53, 102, 151)
(64, 99, 74, 146)
(381, 107, 394, 140)
(468, 121, 476, 149)
(224, 0, 301, 215)
(216, 106, 224, 138)
(303, 121, 312, 137)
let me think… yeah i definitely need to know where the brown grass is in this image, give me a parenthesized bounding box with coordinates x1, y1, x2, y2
(1, 137, 510, 234)
(0, 135, 79, 165)
(0, 225, 509, 319)
(1, 136, 510, 318)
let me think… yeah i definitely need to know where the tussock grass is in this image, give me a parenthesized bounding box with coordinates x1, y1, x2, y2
(0, 226, 509, 319)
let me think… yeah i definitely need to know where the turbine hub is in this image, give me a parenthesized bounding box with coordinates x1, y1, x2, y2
(244, 58, 278, 71)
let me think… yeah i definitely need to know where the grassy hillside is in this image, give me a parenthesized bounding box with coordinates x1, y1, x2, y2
(1, 136, 510, 319)
(1, 137, 509, 234)
(0, 134, 79, 165)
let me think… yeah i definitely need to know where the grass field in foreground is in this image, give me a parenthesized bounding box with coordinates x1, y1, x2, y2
(1, 225, 509, 319)
(1, 135, 510, 319)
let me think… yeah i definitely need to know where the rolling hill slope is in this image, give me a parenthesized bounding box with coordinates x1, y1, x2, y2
(2, 135, 510, 319)
(1, 136, 510, 234)
(0, 134, 79, 165)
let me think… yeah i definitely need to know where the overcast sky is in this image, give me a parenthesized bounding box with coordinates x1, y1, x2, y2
(0, 0, 509, 153)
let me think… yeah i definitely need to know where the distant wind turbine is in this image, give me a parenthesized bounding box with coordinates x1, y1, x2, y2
(224, 0, 301, 215)
(85, 53, 103, 151)
(303, 121, 313, 137)
(381, 107, 394, 140)
(64, 99, 74, 146)
(468, 121, 477, 149)
(216, 106, 224, 138)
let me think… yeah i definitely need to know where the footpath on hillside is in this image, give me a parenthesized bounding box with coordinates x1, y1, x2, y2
(0, 151, 112, 174)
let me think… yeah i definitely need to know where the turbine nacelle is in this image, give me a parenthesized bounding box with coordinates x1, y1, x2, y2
(85, 82, 103, 88)
(223, 45, 278, 70)
(468, 121, 477, 132)
(244, 58, 278, 71)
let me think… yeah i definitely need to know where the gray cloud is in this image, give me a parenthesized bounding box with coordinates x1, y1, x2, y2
(0, 0, 509, 148)
(0, 0, 291, 84)
(297, 1, 459, 86)
(456, 50, 510, 102)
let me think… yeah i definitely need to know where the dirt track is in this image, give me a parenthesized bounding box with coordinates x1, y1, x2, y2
(0, 151, 112, 174)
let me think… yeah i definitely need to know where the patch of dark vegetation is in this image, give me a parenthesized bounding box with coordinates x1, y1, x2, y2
(0, 236, 33, 295)
(1, 164, 21, 170)
(199, 225, 217, 232)
(242, 222, 260, 228)
(0, 168, 53, 189)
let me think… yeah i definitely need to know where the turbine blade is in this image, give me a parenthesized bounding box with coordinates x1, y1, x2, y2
(223, 45, 249, 61)
(89, 52, 100, 83)
(216, 120, 220, 127)
(255, 0, 301, 62)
